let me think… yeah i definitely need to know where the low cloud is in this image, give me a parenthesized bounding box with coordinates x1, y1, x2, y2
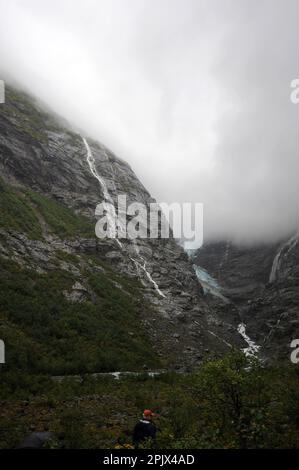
(0, 0, 299, 245)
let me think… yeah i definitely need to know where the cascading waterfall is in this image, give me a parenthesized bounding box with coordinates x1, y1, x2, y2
(218, 241, 230, 274)
(83, 137, 112, 203)
(186, 250, 260, 357)
(207, 329, 232, 348)
(82, 137, 166, 298)
(129, 241, 166, 298)
(269, 251, 281, 283)
(83, 137, 122, 246)
(269, 233, 299, 283)
(130, 256, 166, 298)
(237, 323, 260, 357)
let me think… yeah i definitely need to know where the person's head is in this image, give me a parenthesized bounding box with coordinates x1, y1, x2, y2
(143, 409, 154, 420)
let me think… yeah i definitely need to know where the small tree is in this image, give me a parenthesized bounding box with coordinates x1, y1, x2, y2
(192, 351, 271, 448)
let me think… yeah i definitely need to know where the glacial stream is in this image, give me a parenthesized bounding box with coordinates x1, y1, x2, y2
(237, 323, 260, 357)
(84, 135, 262, 355)
(187, 250, 261, 358)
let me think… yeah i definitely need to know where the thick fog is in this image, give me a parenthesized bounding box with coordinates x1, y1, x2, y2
(1, 0, 299, 245)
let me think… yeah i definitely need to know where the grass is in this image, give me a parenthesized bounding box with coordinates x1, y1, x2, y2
(55, 250, 80, 264)
(0, 177, 42, 239)
(0, 176, 95, 239)
(0, 87, 49, 143)
(0, 177, 159, 375)
(25, 189, 95, 238)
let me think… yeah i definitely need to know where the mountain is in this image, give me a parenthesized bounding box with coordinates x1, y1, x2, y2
(194, 238, 299, 362)
(0, 84, 243, 376)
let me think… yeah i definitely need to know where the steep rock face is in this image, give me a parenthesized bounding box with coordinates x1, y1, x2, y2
(0, 85, 242, 372)
(243, 234, 299, 362)
(194, 241, 278, 303)
(195, 239, 299, 362)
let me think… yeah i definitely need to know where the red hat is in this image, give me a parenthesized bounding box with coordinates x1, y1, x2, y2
(143, 409, 154, 417)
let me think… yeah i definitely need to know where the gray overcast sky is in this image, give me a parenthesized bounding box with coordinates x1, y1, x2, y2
(1, 0, 299, 244)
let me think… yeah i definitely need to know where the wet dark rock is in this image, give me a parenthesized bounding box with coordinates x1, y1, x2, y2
(195, 239, 299, 362)
(0, 84, 244, 369)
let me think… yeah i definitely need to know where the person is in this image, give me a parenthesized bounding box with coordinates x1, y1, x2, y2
(132, 409, 157, 447)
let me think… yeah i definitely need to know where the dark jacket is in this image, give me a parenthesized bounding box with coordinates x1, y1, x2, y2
(133, 419, 156, 446)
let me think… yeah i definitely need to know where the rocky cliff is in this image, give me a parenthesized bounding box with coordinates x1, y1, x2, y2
(0, 85, 242, 374)
(194, 238, 299, 362)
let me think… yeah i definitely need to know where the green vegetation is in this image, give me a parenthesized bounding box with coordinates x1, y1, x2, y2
(25, 189, 94, 238)
(0, 256, 160, 375)
(0, 102, 297, 450)
(0, 352, 298, 449)
(0, 176, 158, 376)
(55, 250, 80, 264)
(0, 87, 49, 143)
(0, 86, 80, 144)
(0, 177, 42, 239)
(0, 176, 94, 239)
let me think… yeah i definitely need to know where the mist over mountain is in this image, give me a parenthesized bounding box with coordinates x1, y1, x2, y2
(1, 0, 299, 245)
(1, 1, 299, 453)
